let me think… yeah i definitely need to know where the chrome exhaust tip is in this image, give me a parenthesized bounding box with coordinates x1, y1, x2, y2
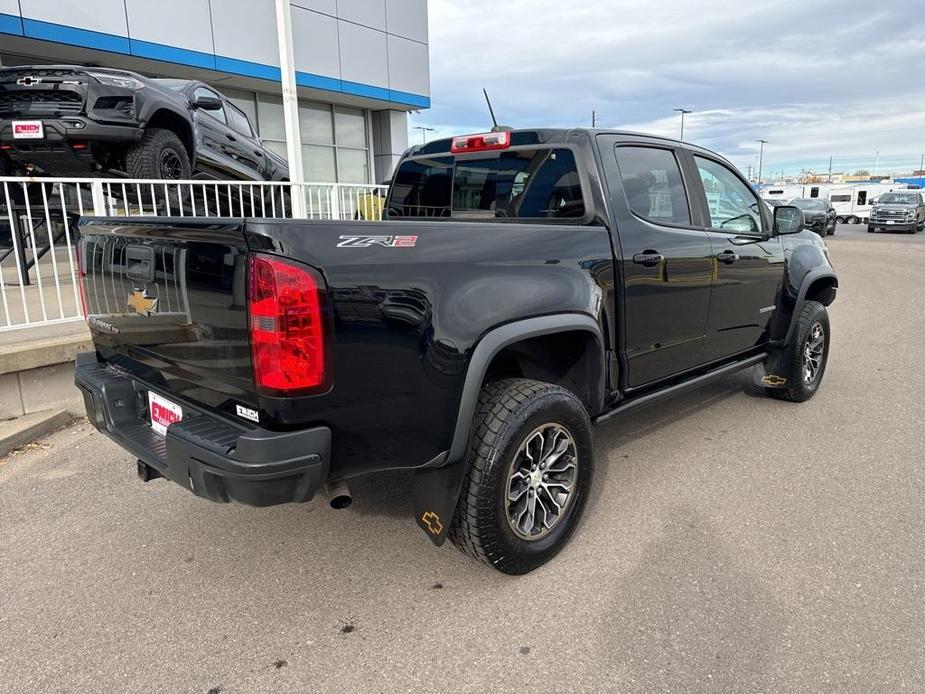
(324, 480, 352, 509)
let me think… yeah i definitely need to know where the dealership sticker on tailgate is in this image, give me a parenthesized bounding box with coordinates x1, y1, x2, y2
(148, 391, 182, 437)
(12, 120, 43, 139)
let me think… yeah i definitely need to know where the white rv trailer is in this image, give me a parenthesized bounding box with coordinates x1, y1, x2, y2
(760, 183, 838, 202)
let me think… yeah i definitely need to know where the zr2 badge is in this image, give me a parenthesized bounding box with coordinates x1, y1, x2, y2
(337, 235, 418, 248)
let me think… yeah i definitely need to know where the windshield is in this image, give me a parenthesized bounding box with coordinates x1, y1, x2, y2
(879, 193, 920, 205)
(791, 199, 826, 211)
(151, 78, 191, 91)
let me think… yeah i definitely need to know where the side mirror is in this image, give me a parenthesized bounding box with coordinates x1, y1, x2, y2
(774, 205, 804, 235)
(192, 94, 223, 111)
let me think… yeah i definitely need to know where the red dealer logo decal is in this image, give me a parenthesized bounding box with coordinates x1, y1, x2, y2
(337, 235, 418, 248)
(14, 123, 41, 136)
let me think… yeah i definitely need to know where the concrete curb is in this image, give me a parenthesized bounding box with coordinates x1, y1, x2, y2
(0, 333, 93, 376)
(0, 409, 72, 459)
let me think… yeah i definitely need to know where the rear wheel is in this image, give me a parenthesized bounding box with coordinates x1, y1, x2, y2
(867, 225, 875, 233)
(448, 378, 593, 575)
(766, 301, 830, 403)
(848, 215, 859, 224)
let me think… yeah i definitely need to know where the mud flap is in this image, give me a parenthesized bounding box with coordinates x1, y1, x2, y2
(754, 349, 794, 389)
(413, 460, 468, 546)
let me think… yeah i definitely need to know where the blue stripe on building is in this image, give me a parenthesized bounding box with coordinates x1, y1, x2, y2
(0, 11, 23, 35)
(0, 13, 429, 109)
(22, 17, 131, 54)
(130, 39, 217, 71)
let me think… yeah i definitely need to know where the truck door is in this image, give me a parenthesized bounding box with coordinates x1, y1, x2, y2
(684, 153, 785, 361)
(600, 138, 714, 387)
(191, 87, 253, 180)
(225, 104, 264, 180)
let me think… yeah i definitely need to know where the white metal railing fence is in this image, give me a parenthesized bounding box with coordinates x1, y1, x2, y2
(0, 176, 387, 331)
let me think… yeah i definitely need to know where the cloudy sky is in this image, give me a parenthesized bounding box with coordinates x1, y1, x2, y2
(411, 0, 925, 178)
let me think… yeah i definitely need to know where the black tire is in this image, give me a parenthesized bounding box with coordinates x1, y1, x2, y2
(125, 128, 191, 181)
(448, 378, 593, 575)
(867, 226, 875, 233)
(274, 187, 292, 218)
(766, 301, 830, 403)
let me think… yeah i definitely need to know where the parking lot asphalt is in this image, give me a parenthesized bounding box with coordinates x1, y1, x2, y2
(1, 223, 923, 694)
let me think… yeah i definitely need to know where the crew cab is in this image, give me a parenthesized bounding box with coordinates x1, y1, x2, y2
(74, 128, 837, 574)
(0, 66, 287, 181)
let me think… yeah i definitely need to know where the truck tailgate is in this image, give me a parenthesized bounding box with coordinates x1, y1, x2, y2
(79, 219, 255, 413)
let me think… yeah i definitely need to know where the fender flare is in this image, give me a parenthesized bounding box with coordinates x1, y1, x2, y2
(413, 313, 605, 546)
(781, 269, 838, 346)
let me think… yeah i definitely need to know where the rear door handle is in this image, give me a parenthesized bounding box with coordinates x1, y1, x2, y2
(717, 250, 740, 264)
(632, 251, 664, 267)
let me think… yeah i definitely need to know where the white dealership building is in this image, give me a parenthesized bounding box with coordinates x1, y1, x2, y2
(0, 0, 430, 182)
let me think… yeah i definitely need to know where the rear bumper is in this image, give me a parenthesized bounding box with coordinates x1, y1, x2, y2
(74, 352, 331, 506)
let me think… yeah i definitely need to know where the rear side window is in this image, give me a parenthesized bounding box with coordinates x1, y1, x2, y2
(829, 194, 851, 203)
(614, 146, 690, 225)
(387, 156, 454, 218)
(228, 106, 254, 138)
(387, 148, 585, 220)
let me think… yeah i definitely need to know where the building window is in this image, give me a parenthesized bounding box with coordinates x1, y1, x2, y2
(254, 94, 369, 183)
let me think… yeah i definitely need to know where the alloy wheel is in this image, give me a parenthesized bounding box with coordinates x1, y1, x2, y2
(505, 423, 578, 540)
(159, 149, 184, 180)
(802, 322, 825, 385)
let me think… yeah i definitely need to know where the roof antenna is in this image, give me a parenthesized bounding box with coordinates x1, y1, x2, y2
(483, 88, 498, 129)
(483, 88, 511, 132)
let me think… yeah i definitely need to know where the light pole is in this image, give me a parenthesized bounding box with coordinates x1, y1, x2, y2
(413, 126, 435, 144)
(674, 108, 692, 140)
(756, 139, 767, 184)
(874, 150, 879, 177)
(920, 153, 924, 174)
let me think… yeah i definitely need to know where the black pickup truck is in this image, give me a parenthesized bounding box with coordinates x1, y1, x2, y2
(74, 129, 837, 574)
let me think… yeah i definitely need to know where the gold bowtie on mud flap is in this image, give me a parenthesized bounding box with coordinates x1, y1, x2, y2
(421, 511, 444, 536)
(761, 374, 788, 386)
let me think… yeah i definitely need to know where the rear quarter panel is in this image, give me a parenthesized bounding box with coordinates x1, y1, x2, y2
(246, 219, 614, 478)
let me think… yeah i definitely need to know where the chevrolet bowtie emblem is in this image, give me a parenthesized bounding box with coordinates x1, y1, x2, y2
(421, 511, 443, 536)
(127, 289, 158, 317)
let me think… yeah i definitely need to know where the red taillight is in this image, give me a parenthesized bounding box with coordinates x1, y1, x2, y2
(75, 242, 89, 320)
(247, 254, 328, 394)
(0, 143, 12, 151)
(450, 130, 511, 154)
(71, 142, 87, 150)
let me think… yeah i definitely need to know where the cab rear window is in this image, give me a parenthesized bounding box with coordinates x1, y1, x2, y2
(387, 148, 585, 221)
